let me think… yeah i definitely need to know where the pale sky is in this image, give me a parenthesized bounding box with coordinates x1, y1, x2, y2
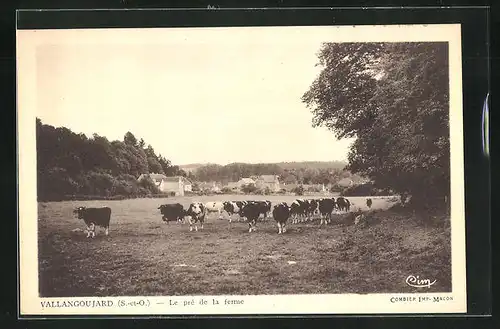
(33, 27, 357, 165)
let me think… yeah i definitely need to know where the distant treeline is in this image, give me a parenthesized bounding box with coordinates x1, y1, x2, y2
(187, 161, 359, 186)
(36, 118, 186, 202)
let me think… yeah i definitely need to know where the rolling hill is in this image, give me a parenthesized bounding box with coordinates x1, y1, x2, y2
(179, 161, 347, 173)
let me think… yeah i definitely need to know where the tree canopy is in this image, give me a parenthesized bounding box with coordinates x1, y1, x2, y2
(36, 119, 185, 201)
(302, 42, 450, 205)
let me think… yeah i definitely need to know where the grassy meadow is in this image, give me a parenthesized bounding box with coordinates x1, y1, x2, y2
(37, 194, 451, 297)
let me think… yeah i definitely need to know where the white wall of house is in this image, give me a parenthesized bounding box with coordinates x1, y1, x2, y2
(159, 179, 185, 196)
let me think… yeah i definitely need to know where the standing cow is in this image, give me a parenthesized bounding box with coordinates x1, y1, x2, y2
(239, 202, 262, 233)
(224, 201, 249, 222)
(318, 198, 336, 225)
(158, 203, 185, 223)
(306, 199, 320, 221)
(336, 197, 348, 212)
(73, 206, 112, 238)
(366, 198, 373, 209)
(185, 202, 206, 232)
(272, 202, 290, 234)
(250, 200, 272, 221)
(204, 201, 225, 220)
(289, 199, 308, 224)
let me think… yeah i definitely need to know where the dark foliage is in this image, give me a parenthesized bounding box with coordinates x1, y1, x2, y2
(36, 119, 184, 201)
(302, 42, 450, 207)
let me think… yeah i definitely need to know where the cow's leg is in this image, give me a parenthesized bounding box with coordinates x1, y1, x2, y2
(89, 223, 96, 238)
(248, 222, 252, 233)
(277, 222, 282, 234)
(105, 226, 109, 236)
(200, 219, 204, 230)
(189, 218, 193, 232)
(86, 225, 91, 238)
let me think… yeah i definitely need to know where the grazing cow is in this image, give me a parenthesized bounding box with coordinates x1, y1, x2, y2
(289, 199, 308, 224)
(204, 201, 225, 219)
(185, 202, 206, 232)
(73, 206, 112, 238)
(158, 203, 185, 223)
(336, 197, 348, 212)
(366, 198, 373, 209)
(318, 198, 336, 225)
(273, 202, 290, 234)
(239, 202, 262, 233)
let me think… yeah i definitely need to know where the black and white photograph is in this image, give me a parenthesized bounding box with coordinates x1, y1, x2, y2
(17, 24, 466, 315)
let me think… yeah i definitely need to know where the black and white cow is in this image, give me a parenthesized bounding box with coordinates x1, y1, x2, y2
(239, 202, 262, 233)
(249, 200, 272, 221)
(185, 202, 206, 232)
(204, 201, 225, 220)
(318, 198, 336, 225)
(223, 201, 247, 222)
(336, 197, 348, 212)
(306, 199, 320, 220)
(158, 203, 185, 223)
(366, 198, 373, 209)
(272, 202, 291, 234)
(73, 206, 112, 238)
(289, 199, 308, 224)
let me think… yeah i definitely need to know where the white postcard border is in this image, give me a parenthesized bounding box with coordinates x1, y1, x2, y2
(17, 24, 466, 316)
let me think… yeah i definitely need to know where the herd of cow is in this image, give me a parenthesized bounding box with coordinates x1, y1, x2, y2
(73, 197, 375, 238)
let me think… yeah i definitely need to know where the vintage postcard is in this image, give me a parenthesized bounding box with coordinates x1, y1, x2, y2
(17, 24, 466, 316)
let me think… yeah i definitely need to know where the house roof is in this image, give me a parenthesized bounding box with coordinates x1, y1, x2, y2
(150, 173, 167, 181)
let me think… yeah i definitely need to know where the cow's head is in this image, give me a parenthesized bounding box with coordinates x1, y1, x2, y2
(73, 206, 86, 219)
(222, 201, 233, 212)
(189, 203, 203, 215)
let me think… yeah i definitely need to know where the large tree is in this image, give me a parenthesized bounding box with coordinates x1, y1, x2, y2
(302, 42, 450, 205)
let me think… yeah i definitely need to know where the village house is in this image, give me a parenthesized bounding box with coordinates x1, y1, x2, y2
(158, 176, 193, 196)
(137, 173, 167, 189)
(198, 181, 222, 193)
(237, 177, 256, 188)
(255, 175, 281, 192)
(337, 177, 355, 188)
(137, 173, 192, 196)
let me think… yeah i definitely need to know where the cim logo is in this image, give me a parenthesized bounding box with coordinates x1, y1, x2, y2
(405, 275, 436, 288)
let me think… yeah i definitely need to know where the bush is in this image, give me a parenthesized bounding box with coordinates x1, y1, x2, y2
(341, 183, 393, 197)
(307, 186, 321, 193)
(292, 185, 305, 196)
(241, 183, 258, 194)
